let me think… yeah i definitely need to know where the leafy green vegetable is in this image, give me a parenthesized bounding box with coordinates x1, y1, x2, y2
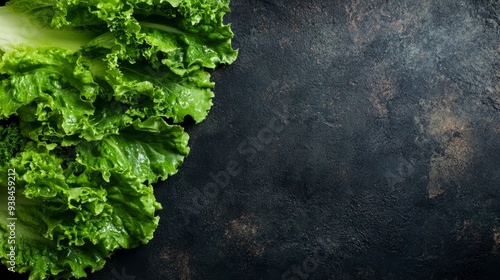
(0, 0, 237, 279)
(0, 123, 25, 166)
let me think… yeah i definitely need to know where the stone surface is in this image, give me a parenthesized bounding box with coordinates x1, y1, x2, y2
(1, 0, 499, 279)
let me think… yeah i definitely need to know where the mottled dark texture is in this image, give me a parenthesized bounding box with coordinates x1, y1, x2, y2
(2, 0, 500, 279)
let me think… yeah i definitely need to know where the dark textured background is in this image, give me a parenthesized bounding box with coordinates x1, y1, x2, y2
(2, 0, 500, 279)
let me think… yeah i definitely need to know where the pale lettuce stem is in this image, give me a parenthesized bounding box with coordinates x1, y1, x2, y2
(0, 6, 96, 52)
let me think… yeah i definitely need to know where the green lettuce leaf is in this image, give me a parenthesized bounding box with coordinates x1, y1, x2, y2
(6, 0, 238, 75)
(76, 117, 190, 184)
(0, 0, 237, 278)
(0, 140, 163, 279)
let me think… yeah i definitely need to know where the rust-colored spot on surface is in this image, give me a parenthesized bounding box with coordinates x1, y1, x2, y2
(226, 216, 258, 237)
(369, 75, 396, 117)
(456, 219, 472, 241)
(492, 228, 500, 254)
(344, 0, 380, 46)
(428, 132, 475, 198)
(333, 164, 350, 184)
(225, 215, 266, 257)
(344, 0, 431, 47)
(493, 229, 500, 245)
(152, 248, 192, 280)
(279, 36, 291, 49)
(416, 76, 476, 199)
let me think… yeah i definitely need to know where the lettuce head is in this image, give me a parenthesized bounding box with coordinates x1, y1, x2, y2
(0, 0, 237, 279)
